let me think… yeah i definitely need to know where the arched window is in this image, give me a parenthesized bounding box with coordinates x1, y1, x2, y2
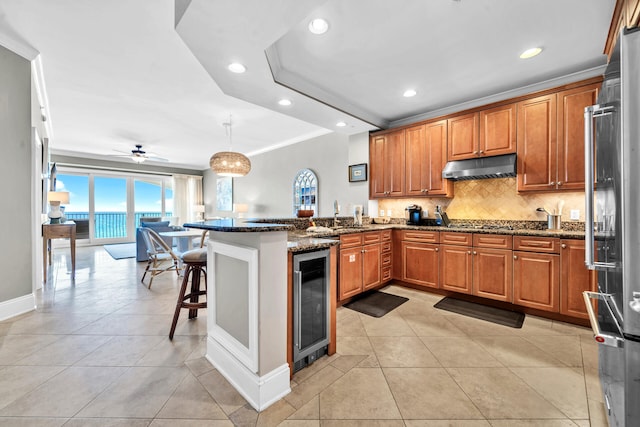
(293, 169, 318, 216)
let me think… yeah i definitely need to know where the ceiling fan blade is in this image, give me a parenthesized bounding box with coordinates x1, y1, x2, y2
(146, 155, 169, 162)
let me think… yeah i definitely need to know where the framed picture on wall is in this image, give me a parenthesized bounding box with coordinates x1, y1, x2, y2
(349, 163, 367, 182)
(216, 176, 233, 211)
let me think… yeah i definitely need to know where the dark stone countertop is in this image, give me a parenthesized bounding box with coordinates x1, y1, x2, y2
(183, 219, 294, 233)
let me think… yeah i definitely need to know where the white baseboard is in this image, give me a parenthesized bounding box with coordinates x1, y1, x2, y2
(206, 336, 291, 412)
(0, 293, 35, 321)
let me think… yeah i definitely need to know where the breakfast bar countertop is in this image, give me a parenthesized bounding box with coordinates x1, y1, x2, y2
(183, 218, 294, 232)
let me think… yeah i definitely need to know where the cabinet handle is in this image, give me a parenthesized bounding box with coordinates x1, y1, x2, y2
(558, 181, 563, 186)
(473, 151, 479, 154)
(361, 249, 365, 253)
(513, 255, 518, 260)
(561, 244, 567, 249)
(435, 247, 439, 252)
(473, 251, 477, 255)
(479, 150, 484, 154)
(467, 251, 471, 255)
(549, 181, 555, 186)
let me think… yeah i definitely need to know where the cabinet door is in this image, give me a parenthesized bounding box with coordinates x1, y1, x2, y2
(405, 124, 427, 196)
(473, 248, 513, 302)
(513, 251, 559, 311)
(517, 94, 557, 192)
(479, 103, 517, 157)
(370, 130, 405, 198)
(448, 113, 479, 161)
(402, 241, 439, 289)
(362, 243, 381, 291)
(560, 239, 596, 318)
(339, 247, 363, 300)
(557, 84, 599, 191)
(425, 120, 452, 196)
(440, 245, 472, 294)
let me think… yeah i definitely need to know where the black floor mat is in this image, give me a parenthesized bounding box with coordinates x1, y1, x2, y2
(344, 291, 408, 318)
(434, 297, 525, 328)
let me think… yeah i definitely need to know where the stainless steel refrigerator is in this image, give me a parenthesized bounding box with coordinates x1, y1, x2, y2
(583, 27, 640, 427)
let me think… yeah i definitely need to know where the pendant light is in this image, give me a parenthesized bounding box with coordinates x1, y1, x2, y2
(209, 115, 251, 177)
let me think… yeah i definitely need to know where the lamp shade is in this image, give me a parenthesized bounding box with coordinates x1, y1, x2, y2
(210, 151, 251, 177)
(233, 203, 249, 213)
(48, 191, 70, 204)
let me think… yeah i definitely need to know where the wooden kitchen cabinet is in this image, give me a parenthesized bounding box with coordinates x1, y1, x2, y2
(516, 94, 558, 192)
(401, 230, 440, 289)
(370, 131, 405, 198)
(447, 112, 479, 161)
(560, 239, 597, 319)
(441, 244, 472, 294)
(513, 235, 560, 312)
(405, 120, 453, 197)
(338, 232, 382, 301)
(479, 103, 517, 158)
(473, 248, 513, 302)
(556, 83, 599, 191)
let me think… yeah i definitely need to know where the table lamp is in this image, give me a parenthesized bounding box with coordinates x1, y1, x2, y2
(233, 203, 249, 218)
(48, 191, 70, 224)
(194, 204, 205, 220)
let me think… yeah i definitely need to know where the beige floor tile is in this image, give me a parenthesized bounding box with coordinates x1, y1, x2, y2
(5, 312, 104, 335)
(522, 335, 584, 367)
(356, 354, 380, 367)
(320, 421, 405, 427)
(447, 367, 566, 419)
(359, 312, 416, 337)
(172, 315, 209, 336)
(587, 398, 609, 427)
(336, 311, 367, 337)
(74, 335, 165, 366)
(336, 336, 373, 356)
(287, 395, 319, 420)
(0, 418, 68, 427)
(185, 356, 215, 377)
(583, 368, 604, 403)
(17, 335, 111, 366)
(228, 403, 259, 426)
(330, 354, 367, 373)
(580, 335, 599, 371)
(383, 367, 483, 420)
(63, 419, 152, 426)
(403, 313, 467, 337)
(198, 369, 249, 415)
(319, 368, 401, 420)
(510, 367, 589, 419)
(149, 421, 234, 427)
(281, 421, 320, 427)
(76, 366, 188, 418)
(156, 372, 227, 419)
(444, 315, 519, 337)
(0, 334, 59, 365)
(0, 366, 126, 417)
(256, 398, 296, 426)
(0, 365, 65, 409)
(572, 421, 591, 427)
(115, 297, 179, 315)
(473, 336, 565, 367)
(420, 336, 503, 368)
(135, 335, 204, 367)
(72, 313, 177, 335)
(284, 366, 344, 410)
(370, 336, 440, 367)
(488, 421, 579, 426)
(404, 421, 491, 427)
(292, 354, 339, 384)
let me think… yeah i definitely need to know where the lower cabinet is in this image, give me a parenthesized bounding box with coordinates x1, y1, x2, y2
(339, 246, 364, 300)
(441, 244, 472, 294)
(401, 241, 439, 289)
(560, 239, 596, 318)
(338, 231, 384, 301)
(513, 235, 561, 312)
(473, 247, 513, 302)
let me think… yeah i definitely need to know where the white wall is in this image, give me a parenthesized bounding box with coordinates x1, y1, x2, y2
(0, 44, 33, 305)
(203, 131, 370, 218)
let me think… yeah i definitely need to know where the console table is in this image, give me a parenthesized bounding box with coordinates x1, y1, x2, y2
(42, 221, 76, 283)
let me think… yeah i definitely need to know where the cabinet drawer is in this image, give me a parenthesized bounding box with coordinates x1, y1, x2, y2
(382, 266, 392, 282)
(514, 236, 560, 253)
(402, 230, 439, 243)
(363, 231, 381, 244)
(381, 241, 392, 253)
(381, 252, 392, 267)
(380, 230, 392, 241)
(340, 233, 363, 248)
(441, 232, 472, 246)
(473, 234, 513, 249)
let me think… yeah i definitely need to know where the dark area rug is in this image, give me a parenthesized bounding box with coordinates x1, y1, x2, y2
(104, 243, 136, 260)
(344, 291, 409, 318)
(434, 297, 525, 328)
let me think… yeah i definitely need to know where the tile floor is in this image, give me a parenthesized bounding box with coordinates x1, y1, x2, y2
(0, 246, 609, 426)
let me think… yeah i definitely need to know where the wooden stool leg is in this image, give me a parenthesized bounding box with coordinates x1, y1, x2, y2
(188, 267, 201, 319)
(169, 264, 192, 340)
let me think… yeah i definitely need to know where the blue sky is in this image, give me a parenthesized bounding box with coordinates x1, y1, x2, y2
(56, 174, 173, 213)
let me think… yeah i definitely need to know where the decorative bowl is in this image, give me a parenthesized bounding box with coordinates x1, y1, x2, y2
(296, 209, 314, 218)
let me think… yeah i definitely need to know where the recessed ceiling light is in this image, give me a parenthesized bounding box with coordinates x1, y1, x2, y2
(308, 18, 329, 35)
(403, 89, 417, 98)
(519, 47, 543, 59)
(278, 99, 292, 106)
(336, 121, 347, 127)
(228, 63, 246, 73)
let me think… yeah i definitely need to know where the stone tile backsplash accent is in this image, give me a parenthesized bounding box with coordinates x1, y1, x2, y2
(377, 177, 585, 222)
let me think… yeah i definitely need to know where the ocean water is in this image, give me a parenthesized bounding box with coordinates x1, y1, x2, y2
(64, 212, 169, 239)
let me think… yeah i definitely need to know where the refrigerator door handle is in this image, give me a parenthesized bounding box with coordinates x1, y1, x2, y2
(294, 270, 302, 349)
(584, 104, 617, 270)
(583, 291, 625, 348)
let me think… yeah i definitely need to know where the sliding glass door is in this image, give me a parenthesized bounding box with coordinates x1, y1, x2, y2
(94, 176, 128, 241)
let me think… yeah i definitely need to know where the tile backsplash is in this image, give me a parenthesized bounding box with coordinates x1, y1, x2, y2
(377, 178, 585, 221)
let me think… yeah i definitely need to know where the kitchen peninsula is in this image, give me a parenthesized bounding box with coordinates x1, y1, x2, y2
(183, 219, 296, 412)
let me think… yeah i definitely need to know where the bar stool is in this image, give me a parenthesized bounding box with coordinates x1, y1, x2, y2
(169, 248, 207, 340)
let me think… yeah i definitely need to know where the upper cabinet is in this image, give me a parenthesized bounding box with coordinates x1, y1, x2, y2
(447, 113, 479, 160)
(479, 103, 517, 158)
(517, 82, 599, 192)
(405, 121, 453, 197)
(370, 131, 405, 197)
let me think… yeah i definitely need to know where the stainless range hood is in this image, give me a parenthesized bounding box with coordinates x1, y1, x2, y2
(442, 153, 516, 180)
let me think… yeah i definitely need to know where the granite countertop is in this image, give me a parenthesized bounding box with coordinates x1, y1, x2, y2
(183, 219, 294, 232)
(287, 236, 340, 253)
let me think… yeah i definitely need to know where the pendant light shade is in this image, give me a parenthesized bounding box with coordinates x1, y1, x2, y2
(210, 116, 251, 177)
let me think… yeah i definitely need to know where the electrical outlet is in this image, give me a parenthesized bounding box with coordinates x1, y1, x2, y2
(387, 209, 392, 217)
(379, 209, 385, 217)
(570, 209, 580, 220)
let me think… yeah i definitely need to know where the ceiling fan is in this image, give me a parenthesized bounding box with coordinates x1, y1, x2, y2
(112, 144, 168, 164)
